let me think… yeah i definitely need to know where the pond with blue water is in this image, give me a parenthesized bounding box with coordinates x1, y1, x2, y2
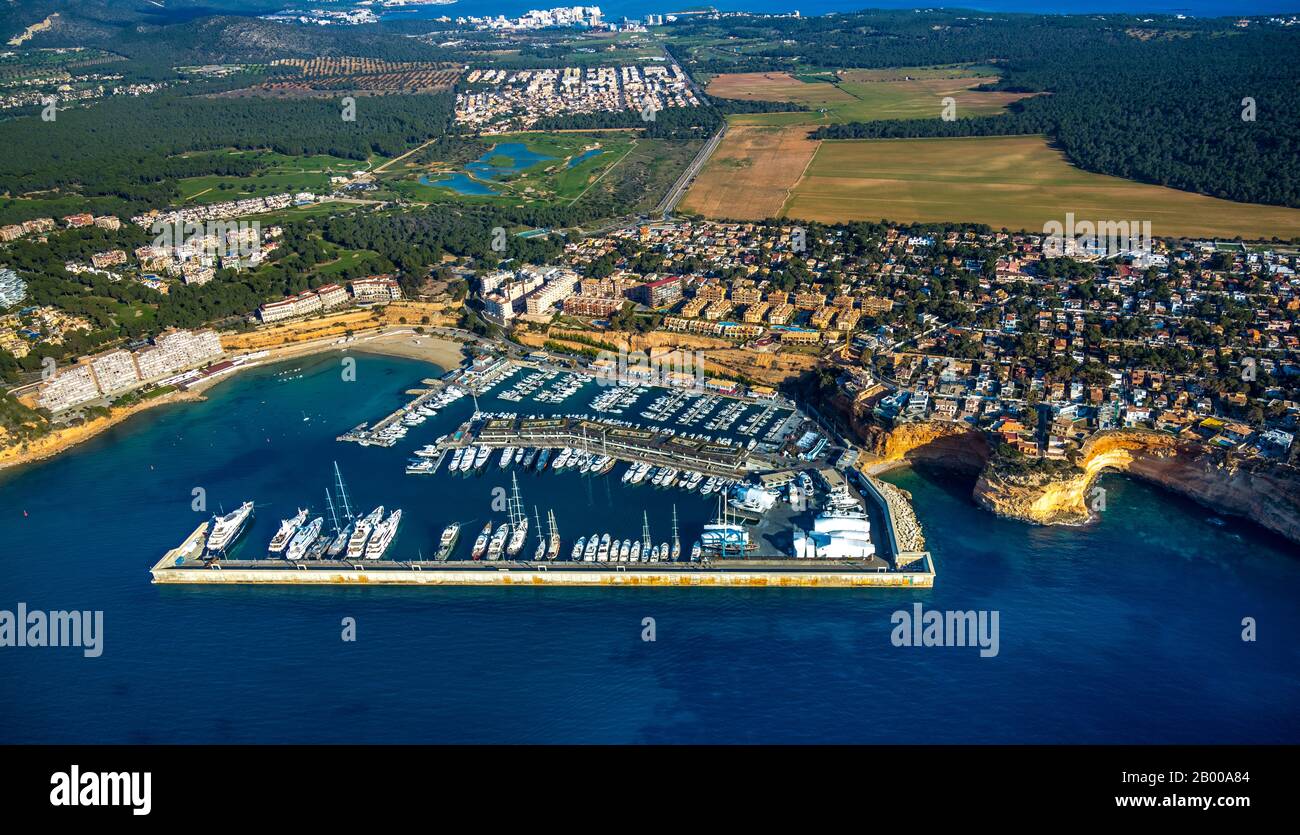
(419, 142, 555, 195)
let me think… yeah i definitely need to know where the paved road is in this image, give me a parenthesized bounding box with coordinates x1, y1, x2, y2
(655, 123, 726, 219)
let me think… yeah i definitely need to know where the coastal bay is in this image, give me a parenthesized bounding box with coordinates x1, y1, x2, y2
(1, 352, 1297, 743)
(0, 316, 468, 474)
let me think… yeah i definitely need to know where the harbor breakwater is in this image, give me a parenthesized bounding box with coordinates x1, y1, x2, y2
(857, 419, 1300, 547)
(151, 564, 936, 588)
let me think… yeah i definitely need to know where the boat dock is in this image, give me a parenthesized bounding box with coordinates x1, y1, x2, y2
(150, 540, 934, 589)
(447, 415, 779, 479)
(337, 378, 462, 447)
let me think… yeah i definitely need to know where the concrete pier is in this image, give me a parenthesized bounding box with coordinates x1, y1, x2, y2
(150, 525, 935, 588)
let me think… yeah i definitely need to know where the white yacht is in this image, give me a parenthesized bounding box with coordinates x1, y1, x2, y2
(286, 517, 323, 561)
(268, 508, 308, 555)
(346, 506, 384, 559)
(206, 501, 254, 556)
(365, 509, 402, 560)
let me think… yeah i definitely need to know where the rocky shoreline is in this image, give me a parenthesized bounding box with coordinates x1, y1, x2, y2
(0, 389, 206, 473)
(0, 326, 467, 475)
(867, 474, 927, 553)
(858, 419, 1300, 548)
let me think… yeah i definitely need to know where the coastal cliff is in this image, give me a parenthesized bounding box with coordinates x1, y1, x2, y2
(0, 389, 204, 472)
(856, 418, 989, 472)
(852, 418, 1300, 547)
(974, 430, 1300, 545)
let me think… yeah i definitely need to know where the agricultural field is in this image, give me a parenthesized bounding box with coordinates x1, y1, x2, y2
(780, 135, 1300, 239)
(176, 151, 375, 204)
(679, 125, 819, 220)
(0, 47, 123, 79)
(706, 66, 1032, 127)
(684, 65, 1036, 218)
(229, 57, 462, 96)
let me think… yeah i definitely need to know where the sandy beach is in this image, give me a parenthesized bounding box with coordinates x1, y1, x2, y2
(0, 325, 470, 473)
(296, 328, 468, 372)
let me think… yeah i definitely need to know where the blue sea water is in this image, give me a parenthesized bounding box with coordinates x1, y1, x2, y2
(0, 353, 1298, 743)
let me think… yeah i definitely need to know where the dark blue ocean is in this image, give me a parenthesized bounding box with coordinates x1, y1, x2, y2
(1, 352, 1298, 743)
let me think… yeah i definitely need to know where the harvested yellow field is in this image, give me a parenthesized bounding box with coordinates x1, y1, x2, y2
(706, 68, 1033, 127)
(705, 71, 858, 110)
(680, 125, 820, 220)
(781, 135, 1300, 239)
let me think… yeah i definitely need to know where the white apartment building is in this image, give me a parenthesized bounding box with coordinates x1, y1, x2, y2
(349, 276, 402, 303)
(483, 292, 516, 324)
(0, 268, 26, 308)
(525, 272, 580, 314)
(478, 269, 514, 295)
(258, 284, 350, 323)
(258, 291, 318, 323)
(89, 350, 142, 396)
(38, 365, 101, 412)
(133, 329, 224, 383)
(317, 283, 348, 310)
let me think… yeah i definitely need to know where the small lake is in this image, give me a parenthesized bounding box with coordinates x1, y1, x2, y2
(568, 148, 605, 168)
(418, 142, 554, 196)
(466, 142, 554, 178)
(418, 172, 498, 196)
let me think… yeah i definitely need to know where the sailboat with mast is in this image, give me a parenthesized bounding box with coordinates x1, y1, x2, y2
(532, 506, 546, 561)
(546, 509, 560, 560)
(641, 511, 653, 563)
(505, 472, 528, 557)
(701, 493, 749, 557)
(670, 504, 681, 562)
(325, 461, 356, 558)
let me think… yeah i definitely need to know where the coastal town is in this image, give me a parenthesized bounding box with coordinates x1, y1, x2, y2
(6, 213, 1297, 501)
(2, 0, 1300, 761)
(0, 3, 1297, 544)
(447, 220, 1299, 471)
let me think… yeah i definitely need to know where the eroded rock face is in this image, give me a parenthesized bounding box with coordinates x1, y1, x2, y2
(853, 419, 1300, 547)
(973, 431, 1300, 545)
(855, 418, 989, 473)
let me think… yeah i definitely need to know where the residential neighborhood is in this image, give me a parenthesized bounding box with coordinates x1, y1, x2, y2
(470, 219, 1300, 467)
(457, 63, 700, 132)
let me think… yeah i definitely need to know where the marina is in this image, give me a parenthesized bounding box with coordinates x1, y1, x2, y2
(155, 452, 931, 585)
(8, 349, 1292, 745)
(154, 353, 930, 586)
